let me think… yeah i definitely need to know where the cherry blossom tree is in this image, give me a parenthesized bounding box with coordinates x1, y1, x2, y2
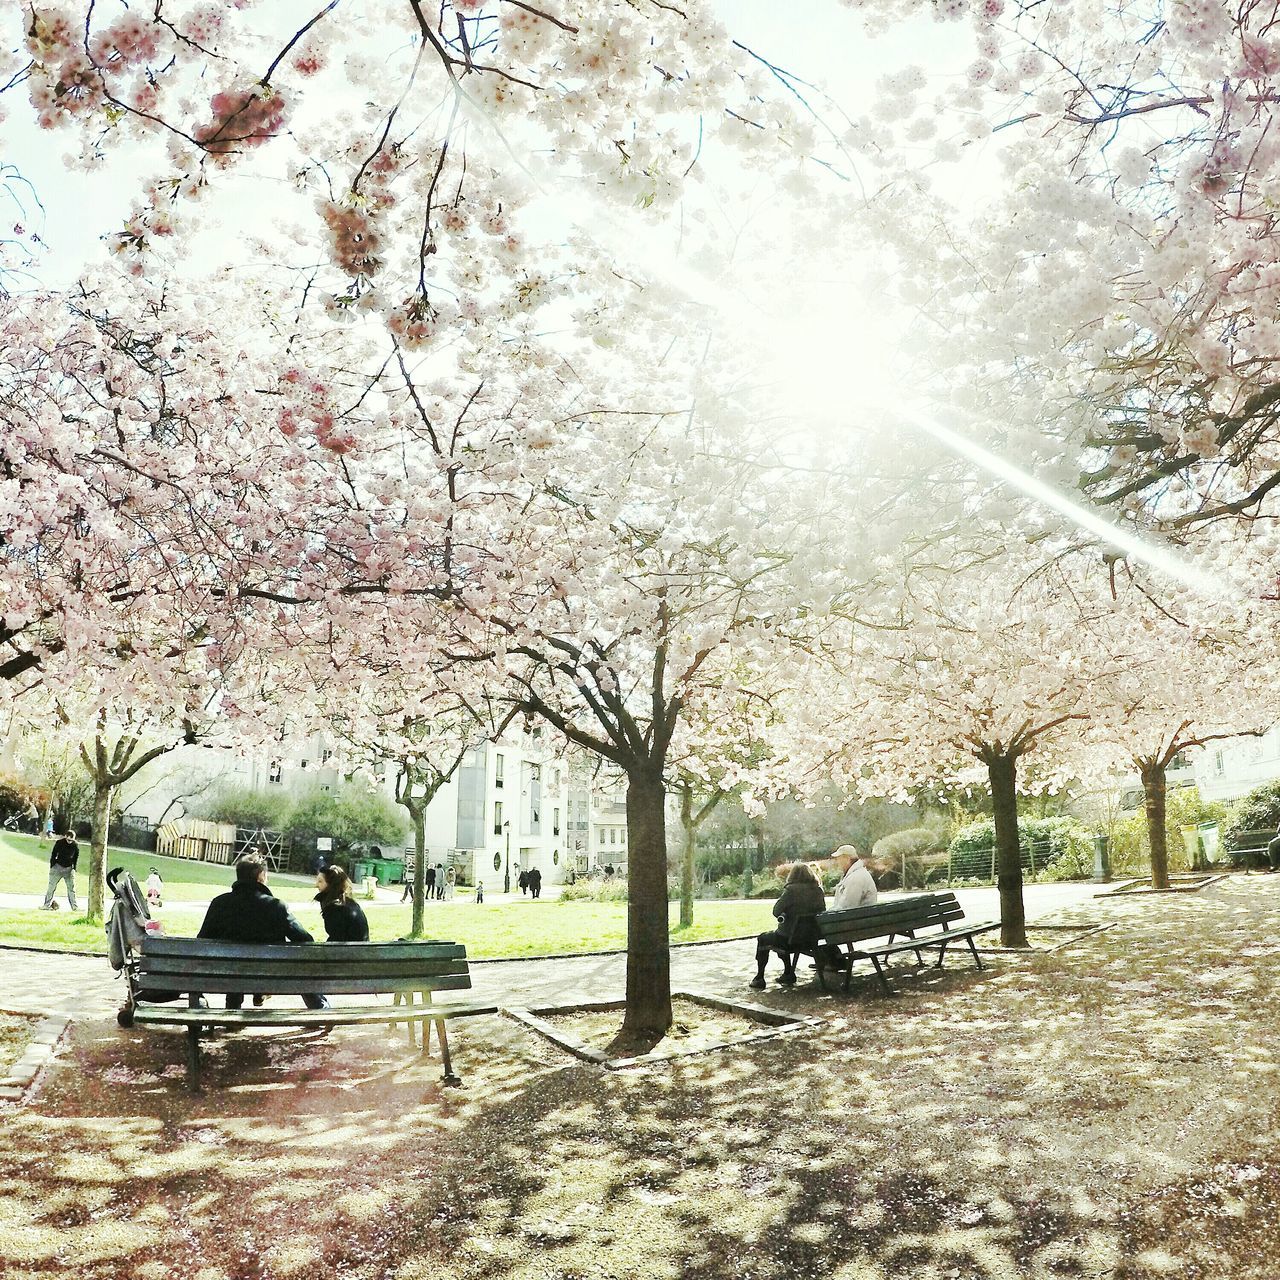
(802, 548, 1123, 948)
(1091, 583, 1280, 889)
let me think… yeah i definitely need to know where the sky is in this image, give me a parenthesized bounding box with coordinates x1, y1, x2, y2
(2, 1, 978, 288)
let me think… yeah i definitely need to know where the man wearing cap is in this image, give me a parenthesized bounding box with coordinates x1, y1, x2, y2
(831, 845, 877, 911)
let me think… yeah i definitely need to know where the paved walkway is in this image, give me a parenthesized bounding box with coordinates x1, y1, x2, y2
(0, 881, 1106, 1024)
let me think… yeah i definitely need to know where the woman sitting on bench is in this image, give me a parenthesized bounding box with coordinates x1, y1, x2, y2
(315, 865, 370, 942)
(749, 862, 826, 989)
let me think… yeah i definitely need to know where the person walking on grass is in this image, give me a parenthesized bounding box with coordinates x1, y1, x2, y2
(42, 828, 79, 911)
(749, 862, 826, 990)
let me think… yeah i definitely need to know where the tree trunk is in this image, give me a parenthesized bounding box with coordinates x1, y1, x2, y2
(987, 751, 1028, 948)
(752, 820, 766, 873)
(679, 787, 695, 930)
(618, 769, 672, 1048)
(87, 782, 113, 924)
(1140, 758, 1170, 891)
(409, 803, 427, 938)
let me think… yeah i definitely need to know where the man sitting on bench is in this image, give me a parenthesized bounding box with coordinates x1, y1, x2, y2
(198, 854, 329, 1010)
(831, 845, 878, 910)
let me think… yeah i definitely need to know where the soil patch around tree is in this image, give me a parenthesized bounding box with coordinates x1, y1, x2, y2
(506, 992, 816, 1068)
(1096, 873, 1228, 896)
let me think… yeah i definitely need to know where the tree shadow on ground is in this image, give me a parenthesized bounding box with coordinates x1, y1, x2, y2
(4, 879, 1280, 1278)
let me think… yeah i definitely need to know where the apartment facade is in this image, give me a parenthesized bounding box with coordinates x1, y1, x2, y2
(115, 726, 628, 885)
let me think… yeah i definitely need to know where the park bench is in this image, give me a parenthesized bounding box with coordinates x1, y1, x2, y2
(785, 892, 1000, 993)
(1225, 829, 1276, 873)
(121, 937, 497, 1091)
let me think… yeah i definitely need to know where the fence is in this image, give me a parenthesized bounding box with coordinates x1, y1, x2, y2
(156, 818, 237, 864)
(947, 836, 1069, 883)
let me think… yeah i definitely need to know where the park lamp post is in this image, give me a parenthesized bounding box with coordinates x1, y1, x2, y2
(503, 820, 511, 895)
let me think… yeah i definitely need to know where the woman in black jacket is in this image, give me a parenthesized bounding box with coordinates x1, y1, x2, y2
(749, 862, 826, 989)
(315, 865, 370, 942)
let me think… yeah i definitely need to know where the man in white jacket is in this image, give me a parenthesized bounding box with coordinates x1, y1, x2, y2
(831, 845, 877, 911)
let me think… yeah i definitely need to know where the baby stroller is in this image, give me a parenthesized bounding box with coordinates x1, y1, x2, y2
(106, 867, 179, 1028)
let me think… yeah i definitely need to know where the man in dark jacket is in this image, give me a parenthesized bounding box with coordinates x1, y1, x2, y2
(749, 863, 826, 989)
(42, 829, 79, 911)
(527, 867, 542, 899)
(198, 854, 328, 1009)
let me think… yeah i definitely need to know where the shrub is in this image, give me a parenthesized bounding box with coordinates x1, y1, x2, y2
(1222, 781, 1280, 851)
(559, 879, 630, 902)
(194, 784, 292, 832)
(288, 784, 406, 849)
(873, 826, 949, 889)
(0, 770, 46, 824)
(948, 816, 1094, 883)
(1114, 786, 1230, 873)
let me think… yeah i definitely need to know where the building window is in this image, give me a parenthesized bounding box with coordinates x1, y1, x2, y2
(553, 807, 560, 836)
(554, 769, 561, 790)
(495, 754, 504, 788)
(553, 849, 559, 865)
(1214, 750, 1225, 777)
(321, 748, 333, 764)
(493, 801, 504, 836)
(531, 764, 541, 782)
(610, 829, 617, 845)
(299, 759, 308, 770)
(493, 851, 501, 871)
(268, 759, 282, 785)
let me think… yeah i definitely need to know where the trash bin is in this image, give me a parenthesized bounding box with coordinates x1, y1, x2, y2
(352, 859, 373, 883)
(371, 859, 401, 886)
(1198, 822, 1220, 867)
(1091, 834, 1111, 884)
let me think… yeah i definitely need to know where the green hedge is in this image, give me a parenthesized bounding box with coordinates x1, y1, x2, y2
(1222, 781, 1280, 851)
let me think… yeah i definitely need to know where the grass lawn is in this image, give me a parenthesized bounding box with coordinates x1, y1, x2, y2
(0, 832, 319, 904)
(0, 885, 768, 958)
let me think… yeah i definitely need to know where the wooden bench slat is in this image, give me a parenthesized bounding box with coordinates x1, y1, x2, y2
(131, 999, 499, 1028)
(142, 939, 463, 961)
(132, 974, 475, 996)
(136, 957, 471, 980)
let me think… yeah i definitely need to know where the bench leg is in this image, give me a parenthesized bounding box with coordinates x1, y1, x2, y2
(421, 1012, 433, 1058)
(869, 956, 892, 995)
(185, 1025, 202, 1093)
(435, 1019, 461, 1086)
(966, 934, 985, 971)
(842, 947, 852, 993)
(394, 991, 417, 1045)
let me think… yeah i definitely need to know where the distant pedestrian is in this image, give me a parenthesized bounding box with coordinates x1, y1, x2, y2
(435, 863, 446, 900)
(42, 829, 79, 911)
(425, 863, 437, 900)
(475, 881, 484, 903)
(528, 867, 542, 900)
(518, 869, 528, 896)
(145, 867, 164, 910)
(43, 814, 54, 840)
(445, 865, 456, 900)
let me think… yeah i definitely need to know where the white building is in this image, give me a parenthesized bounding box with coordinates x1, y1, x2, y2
(116, 725, 628, 885)
(1191, 727, 1280, 804)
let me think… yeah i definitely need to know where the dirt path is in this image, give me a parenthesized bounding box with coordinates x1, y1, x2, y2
(2, 877, 1278, 1278)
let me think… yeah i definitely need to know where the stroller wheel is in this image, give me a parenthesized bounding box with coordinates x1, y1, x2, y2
(117, 1005, 135, 1029)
